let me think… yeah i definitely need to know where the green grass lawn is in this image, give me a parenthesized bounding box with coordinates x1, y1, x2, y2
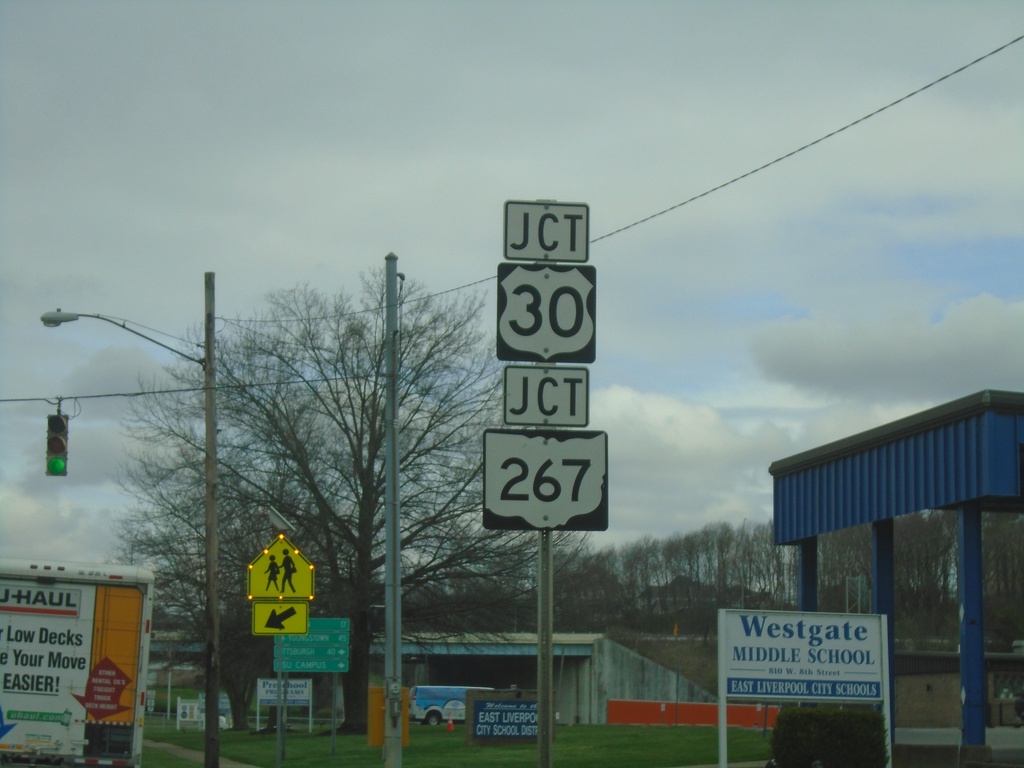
(141, 720, 772, 768)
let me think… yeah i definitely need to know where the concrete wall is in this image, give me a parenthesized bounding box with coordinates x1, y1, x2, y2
(578, 637, 712, 725)
(895, 671, 1024, 728)
(895, 673, 961, 728)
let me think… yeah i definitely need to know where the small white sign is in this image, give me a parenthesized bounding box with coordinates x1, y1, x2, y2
(257, 677, 312, 706)
(504, 365, 589, 427)
(504, 200, 589, 262)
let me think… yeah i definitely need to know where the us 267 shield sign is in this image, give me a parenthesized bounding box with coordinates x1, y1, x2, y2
(496, 262, 596, 363)
(483, 429, 608, 531)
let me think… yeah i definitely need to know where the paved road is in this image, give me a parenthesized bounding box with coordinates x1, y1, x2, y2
(896, 727, 1024, 764)
(685, 728, 1024, 768)
(144, 739, 262, 768)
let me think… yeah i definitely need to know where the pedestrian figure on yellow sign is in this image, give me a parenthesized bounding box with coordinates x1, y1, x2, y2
(264, 555, 281, 591)
(281, 549, 297, 593)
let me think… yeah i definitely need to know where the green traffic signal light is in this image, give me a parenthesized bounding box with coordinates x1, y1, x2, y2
(46, 413, 68, 476)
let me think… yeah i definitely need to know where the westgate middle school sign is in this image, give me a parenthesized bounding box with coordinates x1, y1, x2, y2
(716, 609, 893, 768)
(718, 609, 887, 702)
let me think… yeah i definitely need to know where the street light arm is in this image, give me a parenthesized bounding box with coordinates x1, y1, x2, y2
(40, 309, 205, 367)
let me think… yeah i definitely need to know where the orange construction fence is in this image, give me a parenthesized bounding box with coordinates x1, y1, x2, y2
(606, 700, 778, 729)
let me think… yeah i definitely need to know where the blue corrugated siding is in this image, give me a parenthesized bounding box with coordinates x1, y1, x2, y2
(773, 409, 1022, 544)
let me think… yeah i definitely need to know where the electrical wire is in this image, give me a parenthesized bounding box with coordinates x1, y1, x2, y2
(591, 32, 1024, 243)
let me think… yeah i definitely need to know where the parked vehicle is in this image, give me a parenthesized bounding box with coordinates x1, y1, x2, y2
(408, 685, 492, 726)
(0, 558, 154, 766)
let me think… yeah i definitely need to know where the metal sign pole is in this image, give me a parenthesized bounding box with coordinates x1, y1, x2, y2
(537, 529, 553, 768)
(275, 663, 284, 768)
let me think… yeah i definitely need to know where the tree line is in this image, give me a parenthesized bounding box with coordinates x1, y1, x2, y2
(552, 511, 1024, 654)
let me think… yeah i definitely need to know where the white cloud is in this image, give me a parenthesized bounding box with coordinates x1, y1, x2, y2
(750, 294, 1024, 403)
(593, 386, 789, 541)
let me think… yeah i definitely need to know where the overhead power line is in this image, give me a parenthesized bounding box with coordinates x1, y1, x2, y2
(222, 33, 1024, 328)
(382, 32, 1024, 309)
(591, 32, 1024, 243)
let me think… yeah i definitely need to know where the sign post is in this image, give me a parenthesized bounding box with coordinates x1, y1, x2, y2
(486, 199, 607, 768)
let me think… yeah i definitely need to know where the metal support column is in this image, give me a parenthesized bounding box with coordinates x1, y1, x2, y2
(958, 508, 986, 745)
(797, 536, 818, 612)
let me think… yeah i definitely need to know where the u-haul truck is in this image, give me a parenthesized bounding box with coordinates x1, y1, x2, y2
(0, 558, 153, 766)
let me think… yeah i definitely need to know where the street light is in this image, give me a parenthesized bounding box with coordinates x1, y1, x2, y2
(41, 273, 221, 768)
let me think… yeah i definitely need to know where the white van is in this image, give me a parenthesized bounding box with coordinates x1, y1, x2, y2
(408, 685, 493, 725)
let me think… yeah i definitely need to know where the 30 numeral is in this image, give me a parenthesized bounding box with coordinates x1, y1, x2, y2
(508, 285, 586, 338)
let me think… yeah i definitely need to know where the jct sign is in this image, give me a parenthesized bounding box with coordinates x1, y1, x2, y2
(504, 200, 589, 262)
(504, 365, 588, 427)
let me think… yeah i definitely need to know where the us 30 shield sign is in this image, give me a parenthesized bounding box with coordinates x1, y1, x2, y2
(496, 262, 596, 363)
(483, 429, 608, 531)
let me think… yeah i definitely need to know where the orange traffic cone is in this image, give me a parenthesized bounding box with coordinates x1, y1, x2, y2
(447, 715, 454, 731)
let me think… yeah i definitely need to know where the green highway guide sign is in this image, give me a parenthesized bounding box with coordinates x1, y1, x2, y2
(272, 617, 351, 673)
(308, 618, 349, 631)
(279, 630, 349, 645)
(275, 658, 350, 673)
(275, 644, 349, 659)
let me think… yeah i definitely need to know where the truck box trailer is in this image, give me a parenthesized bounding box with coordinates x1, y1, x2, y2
(0, 558, 154, 766)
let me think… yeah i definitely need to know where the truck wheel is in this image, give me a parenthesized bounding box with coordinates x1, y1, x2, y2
(425, 711, 442, 726)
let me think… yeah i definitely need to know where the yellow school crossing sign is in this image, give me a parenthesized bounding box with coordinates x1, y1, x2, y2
(247, 533, 315, 601)
(252, 600, 309, 635)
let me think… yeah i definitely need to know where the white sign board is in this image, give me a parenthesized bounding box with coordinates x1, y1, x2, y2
(719, 609, 885, 701)
(504, 365, 588, 427)
(257, 677, 312, 707)
(504, 200, 589, 262)
(496, 263, 596, 363)
(483, 429, 607, 531)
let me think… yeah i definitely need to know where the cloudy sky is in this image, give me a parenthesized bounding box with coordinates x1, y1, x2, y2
(2, 2, 1023, 565)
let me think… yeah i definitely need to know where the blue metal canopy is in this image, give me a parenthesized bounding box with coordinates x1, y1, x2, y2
(769, 390, 1024, 750)
(770, 390, 1024, 544)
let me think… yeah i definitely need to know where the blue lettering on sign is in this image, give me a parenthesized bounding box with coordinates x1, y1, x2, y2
(738, 614, 869, 648)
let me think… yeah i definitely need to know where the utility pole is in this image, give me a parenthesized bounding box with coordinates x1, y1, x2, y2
(383, 254, 403, 768)
(203, 272, 220, 768)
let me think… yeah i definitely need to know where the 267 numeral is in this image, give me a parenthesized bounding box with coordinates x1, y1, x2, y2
(499, 458, 591, 502)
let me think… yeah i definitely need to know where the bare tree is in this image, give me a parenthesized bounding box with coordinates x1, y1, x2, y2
(118, 275, 537, 726)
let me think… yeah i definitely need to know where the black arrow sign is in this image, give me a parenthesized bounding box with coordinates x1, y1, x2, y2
(264, 606, 298, 630)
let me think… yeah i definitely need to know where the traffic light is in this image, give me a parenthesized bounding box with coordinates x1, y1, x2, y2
(46, 414, 68, 476)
